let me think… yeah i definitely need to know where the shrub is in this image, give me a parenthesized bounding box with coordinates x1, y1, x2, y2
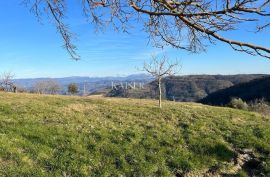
(17, 87, 28, 93)
(68, 83, 79, 95)
(249, 99, 270, 116)
(228, 98, 248, 110)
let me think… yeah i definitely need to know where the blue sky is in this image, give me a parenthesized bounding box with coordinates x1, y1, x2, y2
(0, 1, 270, 78)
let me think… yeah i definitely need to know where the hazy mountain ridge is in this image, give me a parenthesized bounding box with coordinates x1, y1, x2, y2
(13, 74, 154, 93)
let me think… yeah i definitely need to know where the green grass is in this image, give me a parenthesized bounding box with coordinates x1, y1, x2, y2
(0, 93, 269, 176)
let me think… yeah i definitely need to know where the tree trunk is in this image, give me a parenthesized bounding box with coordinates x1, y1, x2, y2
(158, 78, 162, 108)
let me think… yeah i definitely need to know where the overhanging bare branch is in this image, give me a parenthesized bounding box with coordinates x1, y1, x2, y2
(24, 0, 270, 59)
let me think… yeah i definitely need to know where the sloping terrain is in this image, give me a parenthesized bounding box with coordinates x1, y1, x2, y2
(106, 74, 267, 102)
(200, 76, 270, 106)
(0, 93, 269, 176)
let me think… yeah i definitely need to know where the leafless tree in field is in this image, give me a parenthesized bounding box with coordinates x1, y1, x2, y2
(0, 72, 16, 92)
(143, 55, 179, 108)
(34, 80, 60, 95)
(24, 0, 270, 59)
(34, 81, 46, 94)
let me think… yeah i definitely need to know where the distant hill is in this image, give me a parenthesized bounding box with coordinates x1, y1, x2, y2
(200, 76, 270, 106)
(106, 74, 267, 102)
(161, 75, 264, 101)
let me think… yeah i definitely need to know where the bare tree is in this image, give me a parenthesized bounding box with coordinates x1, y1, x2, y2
(34, 79, 60, 95)
(34, 81, 46, 94)
(46, 80, 60, 94)
(143, 55, 179, 108)
(0, 72, 16, 92)
(24, 0, 270, 59)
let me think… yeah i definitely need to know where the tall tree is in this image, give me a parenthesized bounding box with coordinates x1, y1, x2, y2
(143, 55, 179, 108)
(25, 0, 270, 59)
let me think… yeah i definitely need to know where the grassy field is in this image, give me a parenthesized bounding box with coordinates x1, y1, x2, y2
(0, 93, 269, 176)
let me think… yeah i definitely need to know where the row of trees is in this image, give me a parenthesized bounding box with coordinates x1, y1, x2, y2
(34, 80, 60, 94)
(33, 80, 79, 95)
(0, 72, 79, 95)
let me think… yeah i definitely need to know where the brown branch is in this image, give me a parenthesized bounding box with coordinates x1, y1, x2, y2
(26, 0, 270, 59)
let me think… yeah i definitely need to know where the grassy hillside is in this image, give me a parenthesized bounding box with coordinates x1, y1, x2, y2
(0, 93, 269, 176)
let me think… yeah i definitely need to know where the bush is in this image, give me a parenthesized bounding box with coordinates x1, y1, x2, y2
(68, 83, 79, 95)
(228, 98, 270, 115)
(249, 99, 270, 116)
(228, 98, 248, 110)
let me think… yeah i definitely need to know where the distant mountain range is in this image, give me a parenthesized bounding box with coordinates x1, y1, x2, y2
(13, 74, 154, 94)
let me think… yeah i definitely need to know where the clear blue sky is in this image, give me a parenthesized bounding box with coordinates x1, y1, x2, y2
(0, 1, 270, 78)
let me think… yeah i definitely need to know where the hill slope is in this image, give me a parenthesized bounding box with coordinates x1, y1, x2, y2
(0, 93, 269, 176)
(106, 74, 267, 102)
(200, 76, 270, 106)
